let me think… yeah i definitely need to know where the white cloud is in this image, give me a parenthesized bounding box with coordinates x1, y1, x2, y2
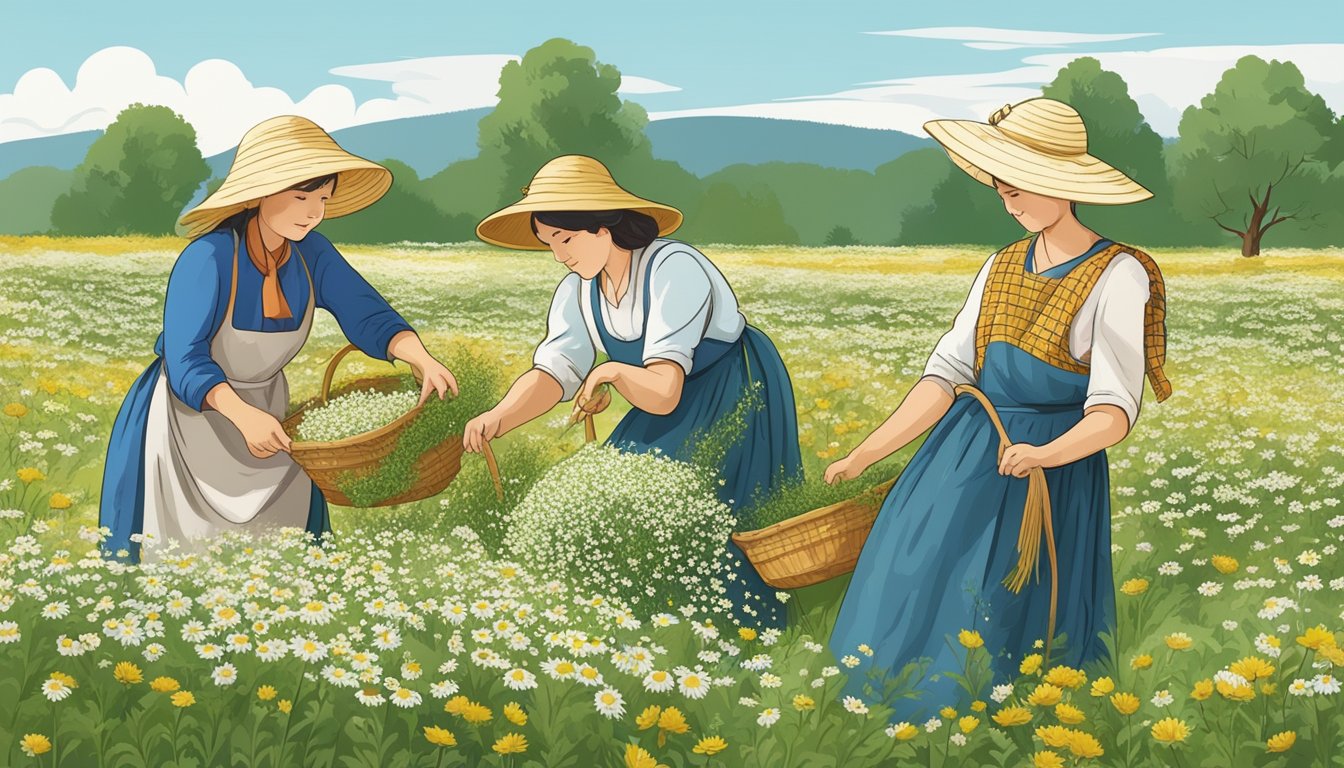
(654, 43, 1344, 137)
(0, 47, 680, 154)
(868, 27, 1160, 49)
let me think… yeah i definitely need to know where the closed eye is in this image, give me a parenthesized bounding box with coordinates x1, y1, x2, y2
(563, 237, 571, 244)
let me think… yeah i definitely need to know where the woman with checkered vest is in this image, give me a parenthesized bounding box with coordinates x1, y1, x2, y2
(825, 98, 1173, 721)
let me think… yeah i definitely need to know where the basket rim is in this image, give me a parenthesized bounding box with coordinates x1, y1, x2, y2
(284, 375, 426, 450)
(731, 476, 896, 544)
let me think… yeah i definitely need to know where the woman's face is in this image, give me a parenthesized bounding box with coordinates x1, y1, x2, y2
(258, 179, 335, 241)
(994, 180, 1071, 233)
(534, 223, 613, 280)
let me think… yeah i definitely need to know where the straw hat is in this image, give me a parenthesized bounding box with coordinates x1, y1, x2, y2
(476, 155, 683, 250)
(177, 115, 392, 238)
(923, 98, 1152, 205)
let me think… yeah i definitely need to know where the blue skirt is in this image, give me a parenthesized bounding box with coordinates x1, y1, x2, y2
(607, 325, 803, 628)
(829, 343, 1116, 719)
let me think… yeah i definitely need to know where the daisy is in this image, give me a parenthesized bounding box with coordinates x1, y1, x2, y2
(212, 664, 238, 686)
(41, 676, 74, 702)
(55, 635, 83, 657)
(293, 638, 327, 663)
(430, 680, 459, 699)
(390, 687, 422, 708)
(42, 602, 70, 620)
(576, 664, 604, 688)
(1313, 675, 1341, 695)
(256, 640, 287, 662)
(677, 669, 710, 700)
(594, 688, 625, 718)
(757, 707, 781, 727)
(541, 658, 577, 680)
(322, 666, 358, 688)
(644, 670, 675, 693)
(503, 668, 538, 691)
(196, 643, 223, 660)
(843, 696, 869, 715)
(1151, 690, 1174, 707)
(181, 622, 207, 642)
(143, 643, 166, 662)
(0, 622, 20, 644)
(227, 634, 252, 653)
(1289, 679, 1315, 697)
(355, 687, 385, 707)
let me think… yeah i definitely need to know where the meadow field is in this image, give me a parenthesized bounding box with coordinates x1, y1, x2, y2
(0, 236, 1341, 767)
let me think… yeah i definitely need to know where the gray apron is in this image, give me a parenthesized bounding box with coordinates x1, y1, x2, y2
(141, 230, 314, 557)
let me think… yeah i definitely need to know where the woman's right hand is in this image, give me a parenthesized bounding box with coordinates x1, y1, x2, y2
(235, 406, 292, 459)
(824, 452, 870, 485)
(462, 410, 504, 453)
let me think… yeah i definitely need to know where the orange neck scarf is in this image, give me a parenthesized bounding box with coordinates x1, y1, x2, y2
(245, 215, 293, 320)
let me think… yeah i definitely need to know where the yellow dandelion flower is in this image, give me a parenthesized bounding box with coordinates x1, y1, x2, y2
(3, 402, 29, 418)
(1131, 654, 1153, 670)
(17, 467, 45, 484)
(1043, 666, 1087, 689)
(49, 493, 73, 510)
(1216, 679, 1255, 702)
(970, 700, 986, 712)
(1260, 682, 1277, 696)
(1032, 750, 1064, 768)
(50, 672, 77, 688)
(940, 706, 958, 719)
(423, 726, 456, 747)
(1090, 677, 1115, 697)
(1054, 703, 1085, 725)
(658, 707, 689, 735)
(1020, 654, 1044, 675)
(892, 723, 919, 740)
(277, 699, 292, 714)
(1230, 656, 1274, 681)
(958, 629, 984, 649)
(113, 662, 143, 685)
(503, 702, 528, 726)
(461, 703, 493, 724)
(738, 627, 757, 641)
(1266, 731, 1296, 753)
(444, 695, 470, 716)
(1164, 633, 1193, 651)
(1151, 718, 1190, 743)
(1068, 730, 1104, 758)
(1210, 555, 1239, 574)
(958, 716, 980, 734)
(1190, 679, 1214, 701)
(1119, 578, 1148, 596)
(792, 694, 815, 711)
(150, 677, 180, 693)
(1296, 625, 1336, 651)
(625, 744, 664, 768)
(257, 685, 277, 702)
(171, 691, 195, 708)
(636, 705, 662, 730)
(1035, 725, 1073, 749)
(1321, 645, 1344, 666)
(1027, 683, 1063, 707)
(1110, 693, 1140, 716)
(491, 733, 527, 755)
(20, 733, 51, 757)
(692, 736, 728, 755)
(992, 706, 1033, 726)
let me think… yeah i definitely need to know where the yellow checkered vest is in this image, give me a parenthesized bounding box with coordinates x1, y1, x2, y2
(973, 236, 1172, 402)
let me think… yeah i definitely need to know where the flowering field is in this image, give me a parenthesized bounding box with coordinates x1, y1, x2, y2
(1, 236, 1342, 767)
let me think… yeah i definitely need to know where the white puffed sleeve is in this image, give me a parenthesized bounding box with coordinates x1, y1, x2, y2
(920, 251, 997, 397)
(642, 250, 715, 374)
(532, 272, 595, 402)
(1084, 254, 1150, 429)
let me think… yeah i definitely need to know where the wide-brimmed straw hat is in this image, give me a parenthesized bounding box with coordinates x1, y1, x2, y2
(923, 98, 1152, 205)
(476, 155, 683, 250)
(177, 115, 392, 238)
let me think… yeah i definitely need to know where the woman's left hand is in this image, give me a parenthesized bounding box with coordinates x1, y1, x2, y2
(411, 356, 459, 407)
(998, 443, 1050, 478)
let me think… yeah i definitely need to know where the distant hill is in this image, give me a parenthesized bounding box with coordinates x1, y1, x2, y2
(0, 166, 74, 235)
(2, 111, 930, 183)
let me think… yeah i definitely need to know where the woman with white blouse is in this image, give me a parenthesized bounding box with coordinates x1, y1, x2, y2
(467, 155, 803, 628)
(824, 98, 1173, 718)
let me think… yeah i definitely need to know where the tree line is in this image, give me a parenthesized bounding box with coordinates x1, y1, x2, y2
(4, 38, 1342, 255)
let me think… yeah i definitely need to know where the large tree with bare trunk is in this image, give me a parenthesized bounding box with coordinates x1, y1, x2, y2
(1168, 55, 1343, 256)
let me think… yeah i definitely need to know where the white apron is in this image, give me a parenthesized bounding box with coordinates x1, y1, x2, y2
(141, 230, 315, 558)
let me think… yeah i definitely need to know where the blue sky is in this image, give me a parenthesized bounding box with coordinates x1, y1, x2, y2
(2, 0, 1341, 150)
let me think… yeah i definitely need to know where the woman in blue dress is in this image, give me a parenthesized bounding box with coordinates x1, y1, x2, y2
(99, 115, 457, 562)
(824, 98, 1173, 719)
(466, 155, 803, 628)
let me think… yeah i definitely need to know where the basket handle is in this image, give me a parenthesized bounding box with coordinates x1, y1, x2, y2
(477, 411, 595, 504)
(319, 343, 365, 406)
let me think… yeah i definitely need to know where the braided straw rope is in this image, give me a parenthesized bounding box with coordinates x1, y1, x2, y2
(954, 384, 1060, 664)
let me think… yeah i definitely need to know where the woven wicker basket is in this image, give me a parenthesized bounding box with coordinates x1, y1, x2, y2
(731, 477, 896, 589)
(282, 344, 476, 507)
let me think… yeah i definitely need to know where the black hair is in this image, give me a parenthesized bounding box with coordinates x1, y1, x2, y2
(211, 174, 340, 235)
(530, 209, 660, 251)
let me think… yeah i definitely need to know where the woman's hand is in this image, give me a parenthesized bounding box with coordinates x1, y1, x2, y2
(462, 410, 504, 454)
(824, 452, 871, 485)
(998, 443, 1049, 478)
(235, 406, 293, 459)
(572, 363, 620, 420)
(410, 356, 459, 407)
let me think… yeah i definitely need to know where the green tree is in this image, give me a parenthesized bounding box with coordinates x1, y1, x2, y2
(898, 169, 1025, 246)
(1168, 55, 1342, 255)
(1042, 57, 1193, 246)
(678, 182, 797, 245)
(51, 104, 210, 235)
(317, 159, 475, 244)
(824, 225, 857, 246)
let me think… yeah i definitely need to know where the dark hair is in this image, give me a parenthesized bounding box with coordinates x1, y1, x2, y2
(530, 209, 660, 250)
(211, 174, 340, 235)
